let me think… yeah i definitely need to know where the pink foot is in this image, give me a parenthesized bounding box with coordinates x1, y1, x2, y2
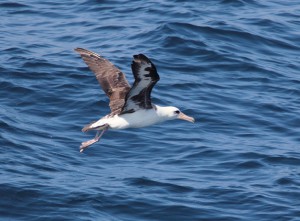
(80, 127, 108, 153)
(80, 139, 98, 152)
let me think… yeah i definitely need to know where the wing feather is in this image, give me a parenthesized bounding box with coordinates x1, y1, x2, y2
(121, 54, 159, 114)
(75, 48, 131, 114)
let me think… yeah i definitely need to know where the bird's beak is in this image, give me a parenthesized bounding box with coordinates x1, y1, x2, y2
(177, 112, 195, 123)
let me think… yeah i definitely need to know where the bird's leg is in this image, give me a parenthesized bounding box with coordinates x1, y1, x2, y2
(80, 127, 108, 153)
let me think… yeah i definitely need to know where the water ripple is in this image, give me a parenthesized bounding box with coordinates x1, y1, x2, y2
(1, 0, 300, 220)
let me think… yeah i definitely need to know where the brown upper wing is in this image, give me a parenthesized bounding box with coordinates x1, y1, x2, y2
(75, 48, 131, 114)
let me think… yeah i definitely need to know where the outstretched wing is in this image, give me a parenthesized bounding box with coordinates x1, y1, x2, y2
(121, 54, 160, 114)
(75, 48, 131, 115)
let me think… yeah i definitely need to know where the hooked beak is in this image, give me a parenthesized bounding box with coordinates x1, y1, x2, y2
(177, 112, 195, 123)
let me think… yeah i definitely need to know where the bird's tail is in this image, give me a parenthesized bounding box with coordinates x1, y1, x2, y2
(82, 121, 108, 132)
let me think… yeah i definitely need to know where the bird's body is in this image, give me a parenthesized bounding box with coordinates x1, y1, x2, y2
(75, 48, 194, 152)
(86, 105, 181, 130)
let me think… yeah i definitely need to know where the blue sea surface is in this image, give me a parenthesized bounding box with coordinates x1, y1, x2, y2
(1, 0, 300, 220)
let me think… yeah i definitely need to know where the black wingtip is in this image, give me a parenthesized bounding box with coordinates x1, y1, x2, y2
(133, 54, 151, 63)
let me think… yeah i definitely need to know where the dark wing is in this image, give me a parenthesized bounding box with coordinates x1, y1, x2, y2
(120, 54, 160, 114)
(75, 48, 131, 115)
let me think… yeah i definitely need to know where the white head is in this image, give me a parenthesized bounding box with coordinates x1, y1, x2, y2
(157, 106, 195, 123)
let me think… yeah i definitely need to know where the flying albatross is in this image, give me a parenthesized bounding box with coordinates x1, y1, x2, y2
(75, 48, 195, 152)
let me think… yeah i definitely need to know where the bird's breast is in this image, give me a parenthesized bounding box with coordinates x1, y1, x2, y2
(108, 109, 162, 130)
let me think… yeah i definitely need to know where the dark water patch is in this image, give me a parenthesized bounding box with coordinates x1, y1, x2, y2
(2, 47, 31, 55)
(0, 82, 34, 95)
(236, 160, 265, 169)
(238, 152, 270, 160)
(0, 2, 29, 8)
(276, 177, 299, 186)
(125, 177, 194, 193)
(220, 0, 265, 7)
(248, 18, 291, 33)
(5, 69, 52, 82)
(220, 0, 247, 6)
(8, 9, 40, 15)
(22, 60, 62, 69)
(264, 156, 300, 166)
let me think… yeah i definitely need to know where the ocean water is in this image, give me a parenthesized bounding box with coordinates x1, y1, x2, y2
(1, 0, 300, 220)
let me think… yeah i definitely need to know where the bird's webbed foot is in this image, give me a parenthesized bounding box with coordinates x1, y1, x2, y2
(80, 126, 108, 153)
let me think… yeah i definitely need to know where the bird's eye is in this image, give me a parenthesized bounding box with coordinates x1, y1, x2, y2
(174, 110, 180, 114)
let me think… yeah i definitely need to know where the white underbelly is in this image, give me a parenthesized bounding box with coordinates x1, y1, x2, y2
(109, 109, 161, 129)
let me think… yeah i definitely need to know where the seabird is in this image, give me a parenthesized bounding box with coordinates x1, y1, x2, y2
(75, 48, 195, 152)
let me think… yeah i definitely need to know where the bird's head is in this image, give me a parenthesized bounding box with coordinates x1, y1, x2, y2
(158, 106, 195, 123)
